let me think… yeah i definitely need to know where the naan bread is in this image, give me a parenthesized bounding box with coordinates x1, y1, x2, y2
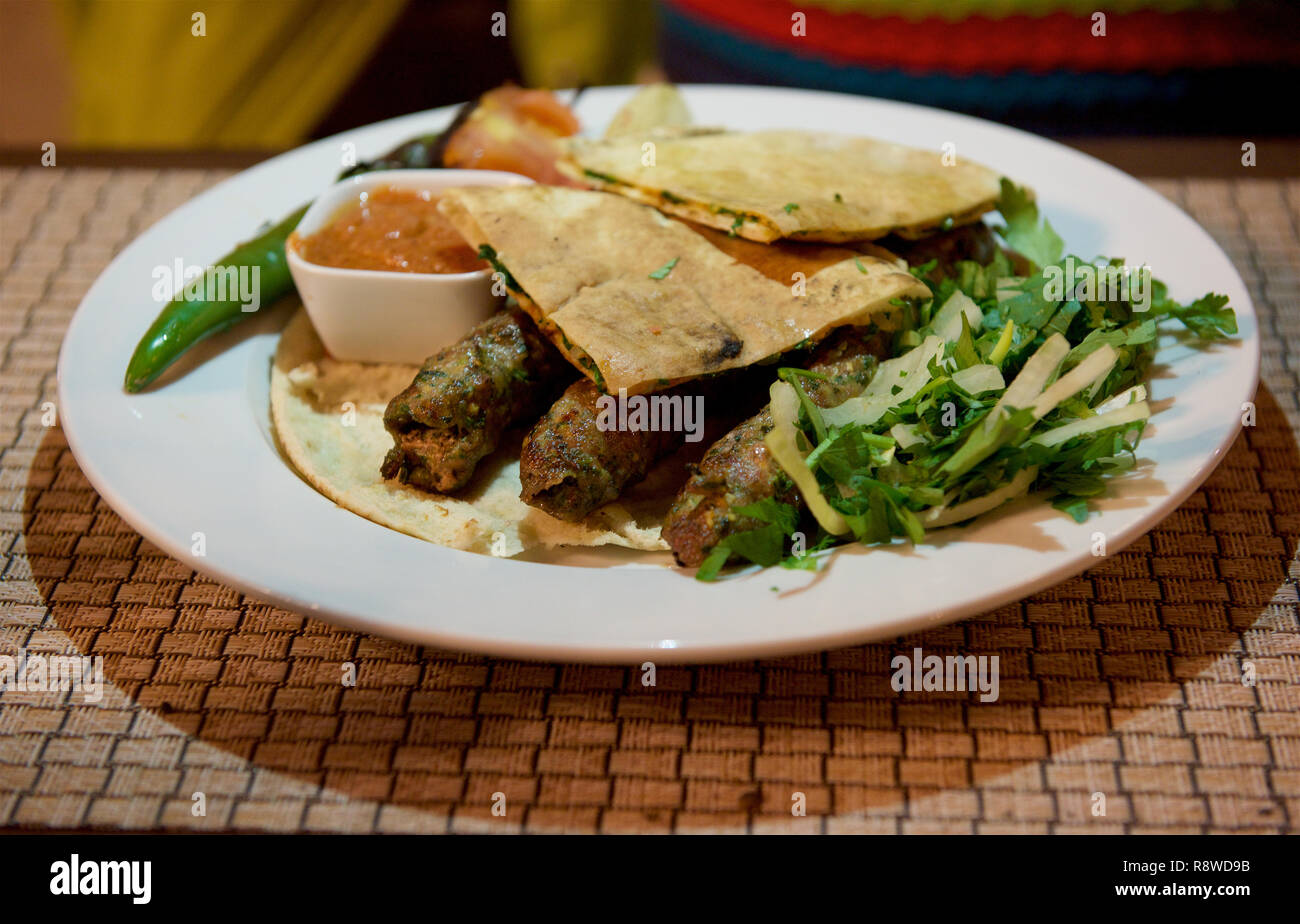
(438, 185, 927, 394)
(563, 130, 1003, 243)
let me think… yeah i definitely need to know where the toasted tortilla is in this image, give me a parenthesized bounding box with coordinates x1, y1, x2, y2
(439, 185, 927, 394)
(563, 130, 1003, 243)
(270, 309, 669, 557)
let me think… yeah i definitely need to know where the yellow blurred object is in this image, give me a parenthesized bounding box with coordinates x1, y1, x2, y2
(509, 0, 656, 88)
(53, 0, 406, 148)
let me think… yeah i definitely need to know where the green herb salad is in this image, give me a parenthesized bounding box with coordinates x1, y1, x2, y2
(696, 181, 1238, 581)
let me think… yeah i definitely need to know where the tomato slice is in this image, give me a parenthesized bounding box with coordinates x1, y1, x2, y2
(442, 86, 584, 187)
(490, 86, 581, 136)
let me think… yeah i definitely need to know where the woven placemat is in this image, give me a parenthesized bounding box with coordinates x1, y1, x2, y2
(0, 168, 1297, 834)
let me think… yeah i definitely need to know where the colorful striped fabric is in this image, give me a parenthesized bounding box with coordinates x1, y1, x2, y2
(660, 0, 1299, 131)
(755, 0, 1236, 21)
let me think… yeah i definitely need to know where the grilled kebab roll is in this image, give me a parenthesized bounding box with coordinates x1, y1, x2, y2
(380, 307, 574, 493)
(662, 328, 888, 567)
(518, 378, 688, 521)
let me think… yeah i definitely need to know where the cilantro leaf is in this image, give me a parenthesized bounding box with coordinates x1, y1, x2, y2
(1157, 292, 1237, 340)
(721, 524, 787, 568)
(691, 499, 802, 581)
(778, 368, 829, 444)
(649, 257, 679, 280)
(691, 193, 1237, 584)
(994, 178, 1064, 270)
(695, 546, 731, 582)
(1051, 494, 1091, 523)
(734, 498, 800, 534)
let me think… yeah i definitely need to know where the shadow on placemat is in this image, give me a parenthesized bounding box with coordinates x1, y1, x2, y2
(22, 384, 1298, 833)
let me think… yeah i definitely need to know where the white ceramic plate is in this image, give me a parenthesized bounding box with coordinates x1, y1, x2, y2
(57, 86, 1259, 663)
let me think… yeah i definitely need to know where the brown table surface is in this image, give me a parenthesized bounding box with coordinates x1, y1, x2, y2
(0, 166, 1297, 834)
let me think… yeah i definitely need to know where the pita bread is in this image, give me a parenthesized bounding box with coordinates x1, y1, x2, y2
(563, 130, 1003, 243)
(438, 185, 927, 394)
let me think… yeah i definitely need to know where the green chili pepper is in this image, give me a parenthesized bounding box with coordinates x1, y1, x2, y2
(122, 123, 462, 392)
(123, 205, 307, 392)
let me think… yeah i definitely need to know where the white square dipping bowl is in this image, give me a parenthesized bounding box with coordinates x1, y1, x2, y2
(287, 168, 533, 364)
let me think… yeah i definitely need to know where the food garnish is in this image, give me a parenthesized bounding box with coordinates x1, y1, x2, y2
(648, 257, 679, 280)
(440, 86, 582, 186)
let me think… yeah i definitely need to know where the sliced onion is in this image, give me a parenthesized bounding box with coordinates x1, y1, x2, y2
(990, 333, 1069, 426)
(1094, 384, 1148, 415)
(822, 335, 945, 429)
(920, 465, 1038, 528)
(1029, 344, 1118, 419)
(1032, 401, 1150, 448)
(764, 381, 849, 535)
(931, 290, 983, 343)
(951, 363, 1005, 395)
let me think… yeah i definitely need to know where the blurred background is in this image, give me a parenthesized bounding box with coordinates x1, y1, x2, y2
(3, 0, 1298, 153)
